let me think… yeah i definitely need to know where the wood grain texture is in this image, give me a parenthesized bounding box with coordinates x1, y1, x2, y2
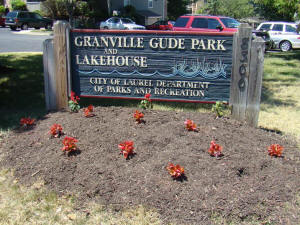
(53, 21, 69, 110)
(246, 37, 265, 126)
(43, 38, 56, 111)
(230, 23, 252, 122)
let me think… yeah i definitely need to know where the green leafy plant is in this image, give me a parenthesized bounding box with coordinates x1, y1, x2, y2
(212, 101, 226, 118)
(11, 0, 28, 11)
(68, 91, 80, 112)
(140, 93, 152, 110)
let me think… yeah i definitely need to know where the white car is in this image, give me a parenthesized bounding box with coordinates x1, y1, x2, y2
(256, 22, 300, 51)
(100, 17, 145, 30)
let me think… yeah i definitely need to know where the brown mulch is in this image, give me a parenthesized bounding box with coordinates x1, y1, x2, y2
(1, 106, 300, 224)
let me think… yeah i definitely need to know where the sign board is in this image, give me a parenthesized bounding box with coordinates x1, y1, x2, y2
(70, 30, 234, 102)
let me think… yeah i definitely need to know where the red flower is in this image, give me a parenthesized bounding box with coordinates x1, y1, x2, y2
(268, 144, 284, 157)
(208, 141, 223, 157)
(166, 163, 185, 178)
(62, 136, 78, 153)
(184, 119, 197, 131)
(50, 123, 63, 138)
(20, 117, 35, 127)
(84, 104, 95, 117)
(70, 91, 80, 103)
(118, 141, 134, 159)
(145, 93, 151, 101)
(133, 110, 144, 123)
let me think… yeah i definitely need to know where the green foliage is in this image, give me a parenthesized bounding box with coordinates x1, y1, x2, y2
(11, 0, 28, 11)
(202, 0, 254, 19)
(139, 99, 152, 110)
(0, 5, 5, 15)
(253, 0, 300, 21)
(68, 100, 80, 112)
(167, 0, 189, 21)
(211, 101, 226, 118)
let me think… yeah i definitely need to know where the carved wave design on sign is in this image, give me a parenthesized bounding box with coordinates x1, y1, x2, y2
(77, 59, 227, 79)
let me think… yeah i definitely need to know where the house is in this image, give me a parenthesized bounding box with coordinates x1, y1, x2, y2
(187, 0, 206, 14)
(109, 0, 167, 25)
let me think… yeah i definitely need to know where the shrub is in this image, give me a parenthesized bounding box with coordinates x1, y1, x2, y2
(11, 0, 28, 11)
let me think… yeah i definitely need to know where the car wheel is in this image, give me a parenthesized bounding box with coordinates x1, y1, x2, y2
(34, 27, 40, 29)
(45, 23, 52, 30)
(10, 26, 17, 31)
(280, 41, 292, 52)
(21, 23, 28, 30)
(103, 26, 109, 29)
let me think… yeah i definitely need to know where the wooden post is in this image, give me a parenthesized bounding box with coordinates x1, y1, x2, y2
(230, 23, 252, 122)
(53, 21, 70, 110)
(246, 37, 265, 126)
(230, 23, 264, 127)
(43, 38, 56, 111)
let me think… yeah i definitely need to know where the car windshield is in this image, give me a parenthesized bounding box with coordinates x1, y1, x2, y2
(220, 18, 240, 28)
(121, 18, 134, 24)
(6, 12, 17, 18)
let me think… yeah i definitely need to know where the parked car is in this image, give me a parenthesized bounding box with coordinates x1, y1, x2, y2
(256, 21, 300, 51)
(146, 20, 173, 30)
(0, 16, 5, 27)
(100, 17, 145, 30)
(252, 30, 274, 51)
(5, 11, 53, 31)
(172, 14, 240, 32)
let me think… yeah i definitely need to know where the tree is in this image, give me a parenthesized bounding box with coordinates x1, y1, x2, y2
(11, 0, 28, 11)
(200, 0, 254, 19)
(167, 0, 190, 21)
(254, 0, 300, 21)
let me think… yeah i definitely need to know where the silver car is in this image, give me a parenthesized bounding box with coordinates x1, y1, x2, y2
(256, 22, 300, 51)
(100, 17, 145, 30)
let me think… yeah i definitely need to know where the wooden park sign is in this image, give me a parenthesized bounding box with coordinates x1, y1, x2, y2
(43, 21, 264, 126)
(70, 30, 233, 103)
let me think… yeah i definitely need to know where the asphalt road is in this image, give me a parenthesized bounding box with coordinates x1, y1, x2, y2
(0, 27, 51, 53)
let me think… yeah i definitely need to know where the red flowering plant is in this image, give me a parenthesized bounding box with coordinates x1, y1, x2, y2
(166, 163, 185, 179)
(20, 117, 35, 128)
(268, 144, 284, 157)
(140, 93, 152, 109)
(84, 104, 95, 117)
(208, 141, 223, 157)
(133, 110, 144, 123)
(62, 136, 78, 154)
(68, 91, 80, 112)
(118, 141, 135, 159)
(184, 119, 198, 132)
(50, 123, 63, 138)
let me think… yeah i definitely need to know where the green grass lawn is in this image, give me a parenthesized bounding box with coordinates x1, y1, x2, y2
(259, 51, 300, 142)
(0, 51, 299, 224)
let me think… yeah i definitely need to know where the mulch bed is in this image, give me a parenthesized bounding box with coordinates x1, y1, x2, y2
(1, 106, 300, 224)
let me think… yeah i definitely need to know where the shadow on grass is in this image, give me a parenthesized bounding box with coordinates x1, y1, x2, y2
(0, 53, 47, 131)
(261, 51, 300, 107)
